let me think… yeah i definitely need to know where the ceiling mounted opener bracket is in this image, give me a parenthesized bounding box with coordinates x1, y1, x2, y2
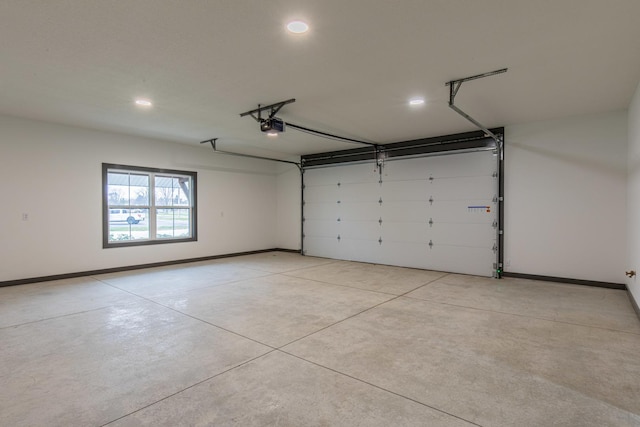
(240, 98, 297, 123)
(200, 137, 301, 169)
(240, 98, 379, 148)
(446, 68, 507, 146)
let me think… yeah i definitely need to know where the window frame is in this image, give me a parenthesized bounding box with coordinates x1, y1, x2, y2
(102, 163, 197, 248)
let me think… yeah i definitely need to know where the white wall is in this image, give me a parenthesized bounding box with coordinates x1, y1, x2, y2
(627, 81, 640, 303)
(504, 111, 628, 283)
(0, 115, 279, 282)
(276, 163, 301, 250)
(2, 110, 632, 285)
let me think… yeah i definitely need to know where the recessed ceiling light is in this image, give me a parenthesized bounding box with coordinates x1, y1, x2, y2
(135, 99, 152, 107)
(286, 20, 309, 34)
(409, 98, 425, 106)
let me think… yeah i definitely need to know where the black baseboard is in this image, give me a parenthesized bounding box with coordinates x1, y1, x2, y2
(628, 287, 640, 321)
(273, 248, 302, 254)
(0, 248, 302, 288)
(502, 272, 625, 290)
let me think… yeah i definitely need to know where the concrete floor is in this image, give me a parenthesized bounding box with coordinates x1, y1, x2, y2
(1, 252, 639, 426)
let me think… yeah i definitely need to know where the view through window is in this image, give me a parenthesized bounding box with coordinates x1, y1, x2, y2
(103, 164, 197, 247)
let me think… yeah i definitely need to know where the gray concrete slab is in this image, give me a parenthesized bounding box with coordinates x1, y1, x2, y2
(0, 277, 138, 328)
(285, 260, 448, 295)
(109, 351, 475, 427)
(408, 273, 640, 333)
(207, 251, 336, 274)
(2, 254, 639, 426)
(0, 300, 269, 426)
(152, 274, 393, 347)
(95, 261, 273, 298)
(283, 296, 640, 426)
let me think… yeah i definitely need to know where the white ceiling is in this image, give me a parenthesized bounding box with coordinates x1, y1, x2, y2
(2, 1, 639, 157)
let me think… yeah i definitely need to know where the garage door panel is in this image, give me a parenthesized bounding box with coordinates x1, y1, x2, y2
(379, 241, 433, 267)
(381, 202, 429, 222)
(382, 161, 427, 180)
(381, 222, 429, 243)
(428, 202, 495, 223)
(303, 150, 498, 277)
(340, 221, 381, 241)
(304, 203, 339, 221)
(381, 180, 427, 200)
(340, 203, 381, 221)
(383, 152, 495, 177)
(411, 152, 496, 176)
(429, 224, 496, 248)
(304, 185, 338, 203)
(304, 170, 339, 187)
(426, 176, 496, 199)
(382, 179, 497, 202)
(425, 245, 496, 276)
(338, 239, 384, 264)
(304, 219, 338, 238)
(337, 163, 378, 182)
(303, 236, 341, 260)
(339, 184, 381, 202)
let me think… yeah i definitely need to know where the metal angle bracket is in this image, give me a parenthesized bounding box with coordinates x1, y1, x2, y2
(446, 68, 507, 144)
(374, 146, 387, 181)
(199, 138, 301, 169)
(240, 98, 296, 123)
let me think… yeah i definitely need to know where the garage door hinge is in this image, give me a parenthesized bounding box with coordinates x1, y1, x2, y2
(337, 234, 341, 242)
(428, 240, 434, 249)
(428, 218, 434, 227)
(337, 217, 341, 222)
(378, 237, 383, 245)
(379, 217, 383, 226)
(492, 171, 498, 178)
(378, 197, 383, 205)
(492, 244, 498, 253)
(492, 195, 498, 203)
(428, 196, 434, 205)
(429, 175, 434, 182)
(492, 220, 497, 228)
(337, 182, 341, 187)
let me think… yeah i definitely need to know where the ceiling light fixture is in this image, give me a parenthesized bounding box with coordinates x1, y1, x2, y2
(267, 131, 279, 137)
(135, 99, 152, 107)
(286, 20, 309, 34)
(409, 98, 425, 106)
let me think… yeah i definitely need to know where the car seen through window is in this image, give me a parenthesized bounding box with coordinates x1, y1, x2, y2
(109, 209, 146, 224)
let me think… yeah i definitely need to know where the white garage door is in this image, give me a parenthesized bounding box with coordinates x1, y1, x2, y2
(303, 150, 499, 276)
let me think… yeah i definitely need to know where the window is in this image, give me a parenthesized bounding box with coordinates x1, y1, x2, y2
(103, 164, 197, 247)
